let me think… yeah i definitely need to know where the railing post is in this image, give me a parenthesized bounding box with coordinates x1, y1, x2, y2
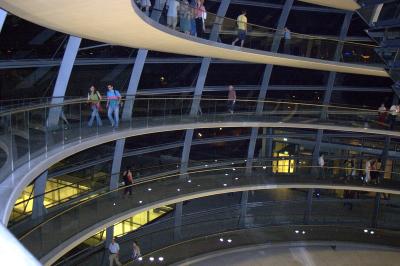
(32, 171, 48, 220)
(0, 9, 6, 32)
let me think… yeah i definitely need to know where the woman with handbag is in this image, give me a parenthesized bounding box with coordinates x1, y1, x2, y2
(87, 85, 103, 127)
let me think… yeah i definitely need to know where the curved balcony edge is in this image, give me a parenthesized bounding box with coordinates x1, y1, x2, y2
(0, 0, 387, 77)
(39, 181, 400, 266)
(2, 119, 400, 226)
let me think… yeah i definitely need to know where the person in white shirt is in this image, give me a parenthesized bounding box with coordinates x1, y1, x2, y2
(378, 103, 386, 126)
(318, 154, 325, 179)
(167, 0, 180, 30)
(132, 241, 141, 260)
(389, 104, 397, 130)
(109, 238, 122, 266)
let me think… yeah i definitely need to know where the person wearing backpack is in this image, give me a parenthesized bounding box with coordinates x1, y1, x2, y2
(106, 84, 122, 128)
(87, 85, 103, 127)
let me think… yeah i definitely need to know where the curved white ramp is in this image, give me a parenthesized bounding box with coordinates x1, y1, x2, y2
(0, 0, 387, 77)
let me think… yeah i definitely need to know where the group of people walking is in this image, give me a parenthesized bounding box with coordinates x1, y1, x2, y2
(108, 238, 141, 266)
(318, 154, 383, 185)
(87, 84, 121, 128)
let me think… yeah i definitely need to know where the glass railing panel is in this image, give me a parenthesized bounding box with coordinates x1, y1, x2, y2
(1, 97, 399, 186)
(18, 164, 400, 259)
(69, 198, 400, 265)
(134, 1, 383, 66)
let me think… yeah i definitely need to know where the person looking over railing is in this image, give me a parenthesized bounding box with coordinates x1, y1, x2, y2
(283, 27, 291, 54)
(167, 0, 180, 30)
(232, 10, 247, 48)
(195, 0, 206, 38)
(179, 0, 192, 34)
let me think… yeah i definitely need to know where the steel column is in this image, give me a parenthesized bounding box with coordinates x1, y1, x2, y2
(308, 12, 353, 221)
(47, 36, 82, 127)
(242, 0, 294, 221)
(105, 0, 166, 244)
(175, 0, 232, 240)
(0, 9, 6, 32)
(32, 171, 48, 220)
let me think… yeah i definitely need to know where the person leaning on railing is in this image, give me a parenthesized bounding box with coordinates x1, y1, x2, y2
(194, 0, 206, 38)
(166, 0, 180, 30)
(179, 0, 192, 34)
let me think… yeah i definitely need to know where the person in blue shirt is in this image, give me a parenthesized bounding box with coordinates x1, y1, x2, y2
(283, 27, 291, 54)
(106, 84, 121, 128)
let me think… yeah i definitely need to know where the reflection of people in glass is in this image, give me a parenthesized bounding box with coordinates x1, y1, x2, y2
(232, 10, 247, 48)
(87, 86, 103, 127)
(106, 85, 121, 128)
(283, 27, 291, 54)
(140, 0, 152, 16)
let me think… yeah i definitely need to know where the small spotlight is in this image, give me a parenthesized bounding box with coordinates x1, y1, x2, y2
(147, 188, 152, 191)
(138, 257, 143, 261)
(225, 173, 229, 176)
(113, 203, 116, 206)
(244, 159, 247, 162)
(205, 164, 208, 167)
(302, 231, 306, 235)
(283, 138, 288, 141)
(370, 231, 375, 235)
(263, 166, 267, 169)
(158, 257, 164, 262)
(188, 179, 192, 183)
(227, 239, 232, 243)
(223, 183, 227, 187)
(219, 128, 222, 130)
(149, 257, 154, 262)
(295, 230, 299, 234)
(232, 168, 236, 171)
(231, 162, 234, 165)
(364, 229, 369, 233)
(177, 188, 181, 192)
(198, 132, 202, 137)
(215, 159, 218, 162)
(235, 177, 239, 180)
(139, 200, 143, 204)
(219, 238, 224, 242)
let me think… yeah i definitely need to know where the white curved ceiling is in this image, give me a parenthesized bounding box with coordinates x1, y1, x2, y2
(299, 0, 360, 11)
(0, 0, 387, 77)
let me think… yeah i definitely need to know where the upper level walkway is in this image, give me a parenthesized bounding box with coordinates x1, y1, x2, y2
(0, 0, 388, 77)
(16, 164, 400, 265)
(0, 97, 398, 226)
